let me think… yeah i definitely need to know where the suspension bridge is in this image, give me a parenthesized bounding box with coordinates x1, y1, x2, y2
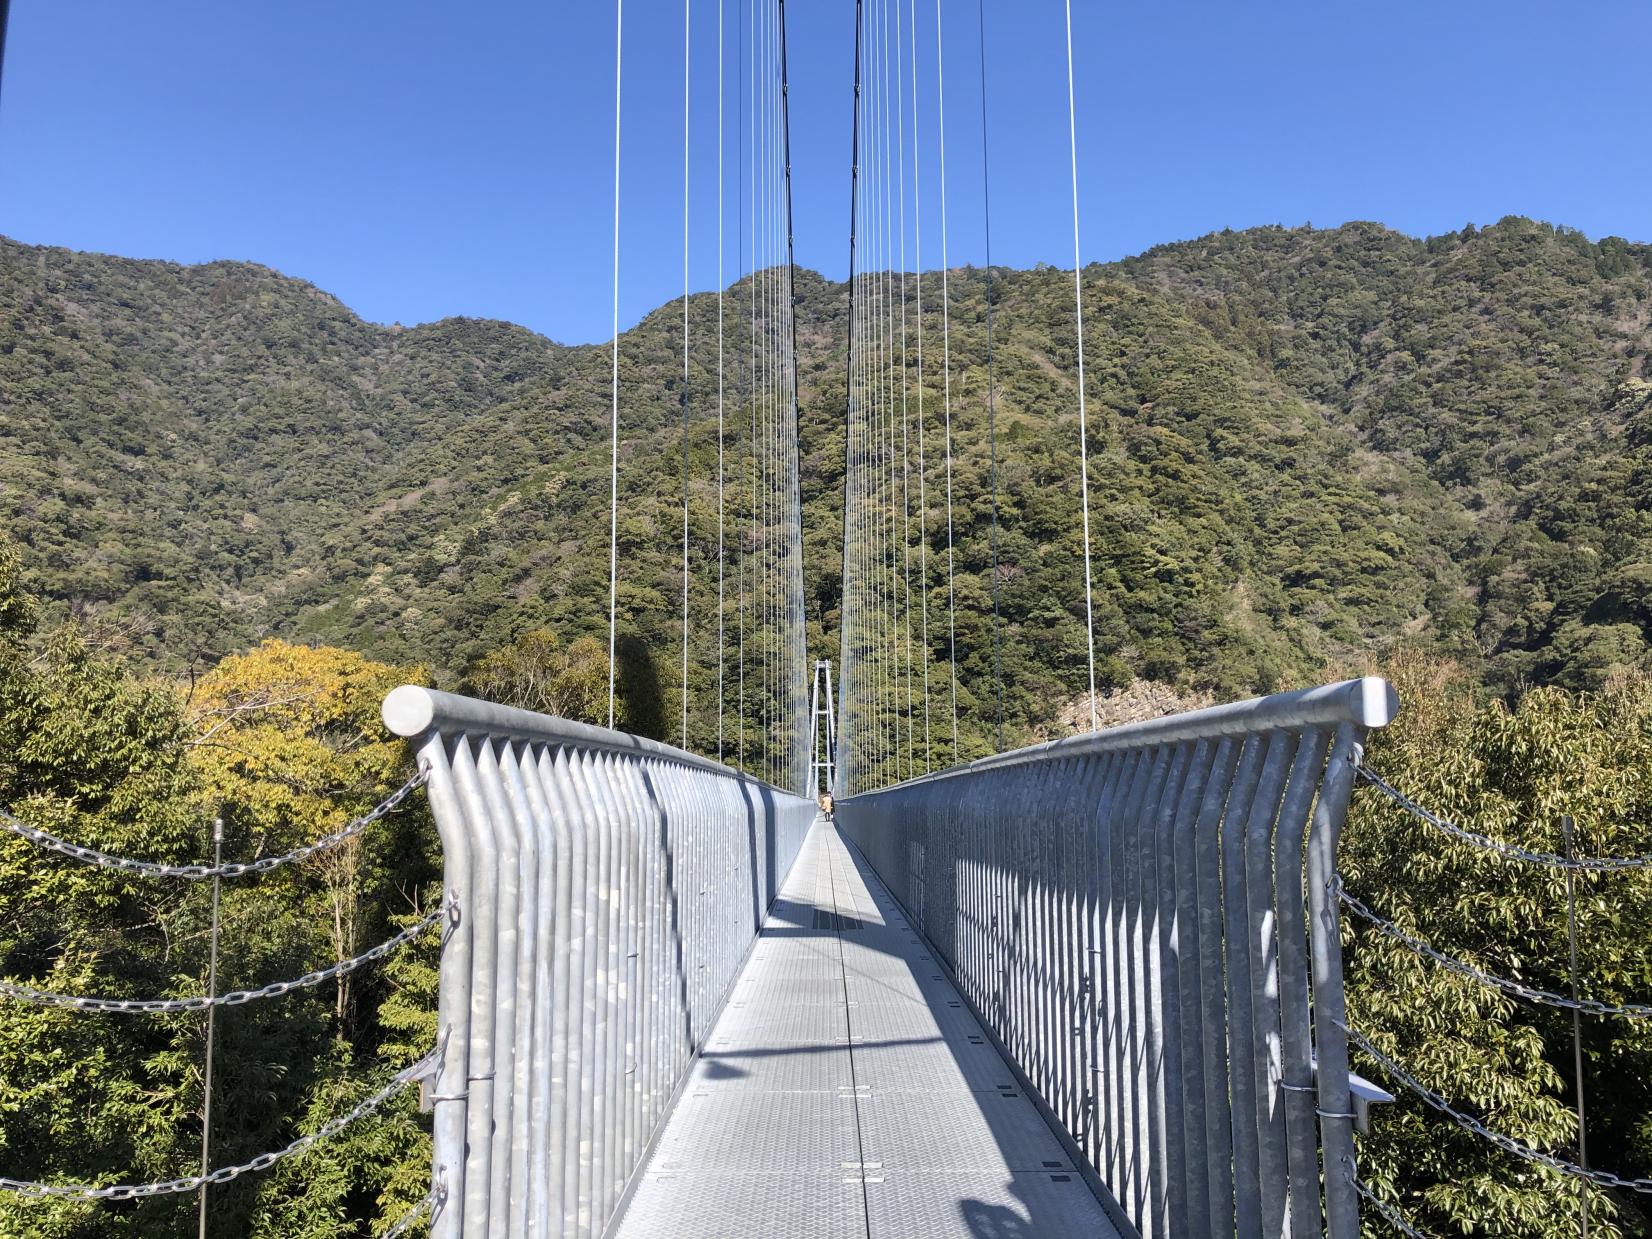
(2, 2, 1645, 1238)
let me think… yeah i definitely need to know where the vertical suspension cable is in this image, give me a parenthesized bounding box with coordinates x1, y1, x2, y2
(1063, 0, 1097, 732)
(681, 0, 693, 751)
(736, 0, 747, 770)
(933, 0, 959, 759)
(865, 0, 879, 785)
(907, 0, 930, 772)
(976, 0, 1004, 752)
(872, 0, 885, 786)
(778, 0, 806, 793)
(839, 0, 864, 793)
(768, 2, 781, 783)
(757, 0, 770, 781)
(608, 0, 624, 729)
(895, 0, 914, 779)
(768, 0, 778, 785)
(717, 0, 726, 757)
(880, 0, 901, 782)
(876, 0, 896, 781)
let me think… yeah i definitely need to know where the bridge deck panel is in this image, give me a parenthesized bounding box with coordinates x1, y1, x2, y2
(612, 818, 1119, 1238)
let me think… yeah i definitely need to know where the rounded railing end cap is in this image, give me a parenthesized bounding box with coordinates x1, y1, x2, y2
(1356, 677, 1400, 729)
(383, 684, 437, 737)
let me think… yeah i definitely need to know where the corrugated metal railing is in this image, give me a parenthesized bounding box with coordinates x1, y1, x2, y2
(834, 677, 1398, 1239)
(381, 687, 815, 1239)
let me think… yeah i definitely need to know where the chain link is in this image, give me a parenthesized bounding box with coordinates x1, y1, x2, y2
(0, 899, 451, 1014)
(1356, 764, 1652, 872)
(1343, 1021, 1652, 1194)
(382, 1180, 445, 1239)
(1354, 1177, 1430, 1238)
(0, 769, 427, 880)
(1337, 879, 1652, 1018)
(0, 1049, 435, 1200)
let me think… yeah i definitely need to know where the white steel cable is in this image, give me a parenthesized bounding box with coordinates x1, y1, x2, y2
(681, 0, 692, 752)
(717, 0, 726, 759)
(608, 0, 624, 729)
(1064, 0, 1098, 732)
(933, 0, 959, 758)
(977, 0, 1004, 752)
(907, 0, 930, 772)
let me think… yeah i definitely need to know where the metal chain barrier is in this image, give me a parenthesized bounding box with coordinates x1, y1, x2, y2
(1336, 879, 1652, 1018)
(382, 1180, 445, 1239)
(0, 1049, 435, 1201)
(0, 899, 451, 1014)
(1343, 1021, 1652, 1194)
(1356, 764, 1652, 872)
(0, 768, 427, 880)
(1354, 1178, 1430, 1239)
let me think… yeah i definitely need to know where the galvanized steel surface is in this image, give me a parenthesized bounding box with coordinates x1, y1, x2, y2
(612, 821, 1118, 1238)
(382, 686, 815, 1239)
(835, 677, 1396, 1239)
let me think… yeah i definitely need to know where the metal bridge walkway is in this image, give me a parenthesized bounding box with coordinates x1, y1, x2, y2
(613, 817, 1118, 1239)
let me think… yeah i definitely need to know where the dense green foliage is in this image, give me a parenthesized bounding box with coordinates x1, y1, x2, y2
(7, 219, 1649, 763)
(0, 550, 439, 1236)
(3, 219, 1652, 1235)
(1343, 655, 1652, 1235)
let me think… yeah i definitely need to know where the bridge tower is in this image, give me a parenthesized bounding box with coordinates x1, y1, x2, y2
(808, 658, 836, 796)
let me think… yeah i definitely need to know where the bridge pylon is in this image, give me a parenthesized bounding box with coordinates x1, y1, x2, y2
(808, 658, 836, 798)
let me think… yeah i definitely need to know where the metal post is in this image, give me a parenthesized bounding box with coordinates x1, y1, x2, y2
(1564, 815, 1588, 1239)
(198, 816, 224, 1239)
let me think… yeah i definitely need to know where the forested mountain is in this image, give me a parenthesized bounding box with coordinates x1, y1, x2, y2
(4, 217, 1648, 761)
(3, 219, 1652, 1237)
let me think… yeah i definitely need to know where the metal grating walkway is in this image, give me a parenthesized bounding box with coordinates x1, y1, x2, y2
(612, 818, 1119, 1239)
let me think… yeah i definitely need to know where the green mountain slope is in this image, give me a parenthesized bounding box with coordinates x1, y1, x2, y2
(2, 219, 1648, 758)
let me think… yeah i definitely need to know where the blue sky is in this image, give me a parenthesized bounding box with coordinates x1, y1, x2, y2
(2, 1, 1646, 344)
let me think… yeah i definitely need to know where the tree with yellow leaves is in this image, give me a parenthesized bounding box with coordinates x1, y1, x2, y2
(188, 639, 431, 1030)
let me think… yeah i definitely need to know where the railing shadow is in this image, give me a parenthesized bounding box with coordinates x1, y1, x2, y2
(826, 831, 1120, 1239)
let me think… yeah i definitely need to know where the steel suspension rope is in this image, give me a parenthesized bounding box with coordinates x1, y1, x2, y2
(735, 0, 746, 772)
(933, 0, 959, 760)
(860, 0, 880, 786)
(881, 0, 904, 781)
(1063, 0, 1098, 731)
(681, 0, 693, 752)
(607, 0, 624, 729)
(743, 0, 756, 774)
(839, 0, 865, 793)
(778, 0, 807, 793)
(905, 0, 918, 786)
(878, 0, 896, 783)
(716, 0, 726, 760)
(866, 0, 884, 783)
(977, 0, 1004, 752)
(907, 0, 931, 773)
(766, 0, 781, 784)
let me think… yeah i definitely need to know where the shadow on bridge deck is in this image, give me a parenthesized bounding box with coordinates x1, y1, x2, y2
(612, 818, 1120, 1238)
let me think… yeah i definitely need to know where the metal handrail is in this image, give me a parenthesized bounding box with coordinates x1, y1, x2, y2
(383, 685, 815, 1239)
(834, 677, 1397, 1239)
(383, 685, 783, 788)
(842, 677, 1398, 795)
